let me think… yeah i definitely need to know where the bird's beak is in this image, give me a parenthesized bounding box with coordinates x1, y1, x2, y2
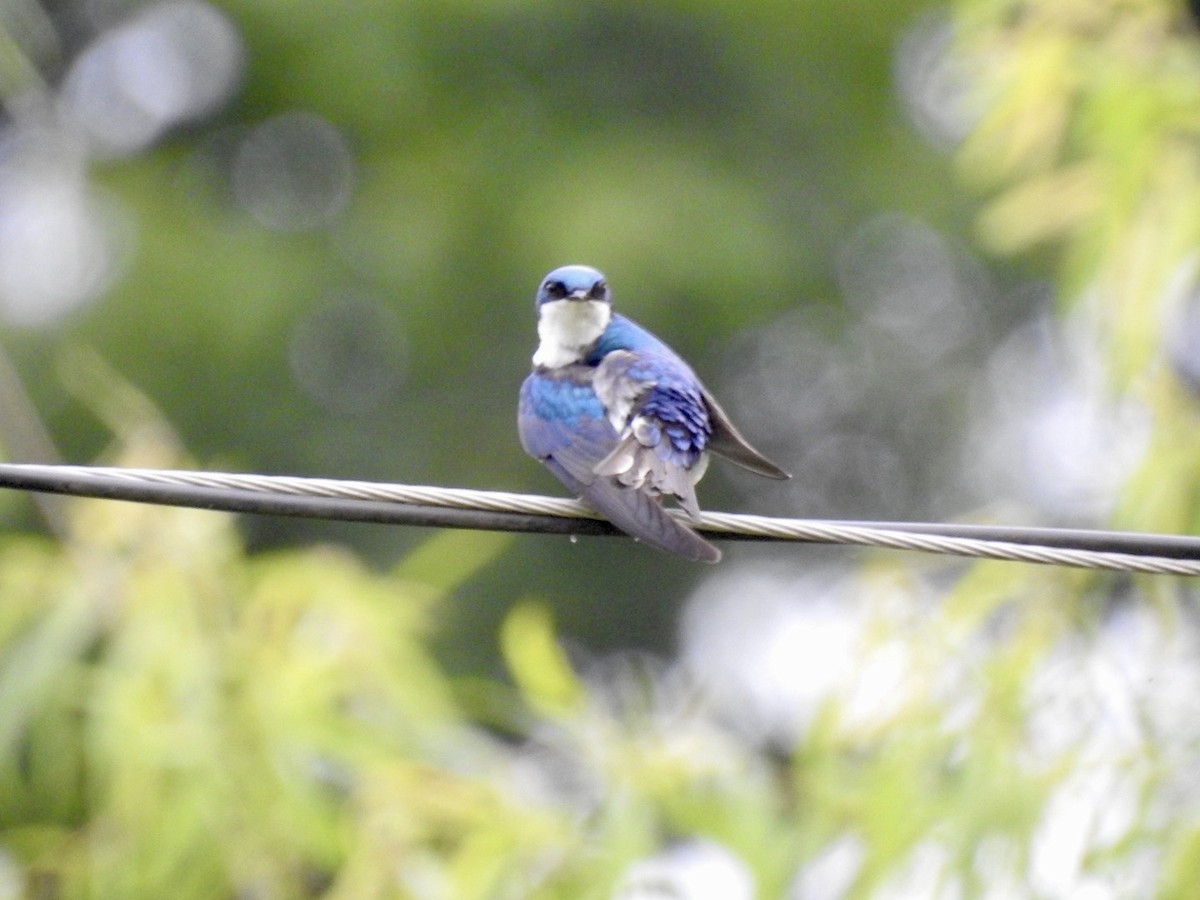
(567, 289, 590, 301)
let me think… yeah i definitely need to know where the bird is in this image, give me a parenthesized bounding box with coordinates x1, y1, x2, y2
(518, 264, 789, 562)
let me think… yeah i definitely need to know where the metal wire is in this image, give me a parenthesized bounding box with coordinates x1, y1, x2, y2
(0, 463, 1197, 575)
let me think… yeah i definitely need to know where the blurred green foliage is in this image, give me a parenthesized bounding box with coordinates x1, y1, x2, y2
(1, 0, 984, 660)
(1, 0, 1200, 896)
(1, 445, 1195, 896)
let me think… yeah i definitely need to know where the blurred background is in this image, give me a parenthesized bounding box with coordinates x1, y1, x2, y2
(0, 0, 1051, 662)
(3, 0, 1200, 896)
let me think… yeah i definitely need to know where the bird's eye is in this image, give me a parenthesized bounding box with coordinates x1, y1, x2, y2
(590, 280, 608, 299)
(543, 280, 567, 299)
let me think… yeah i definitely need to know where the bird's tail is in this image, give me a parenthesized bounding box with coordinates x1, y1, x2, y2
(578, 477, 720, 563)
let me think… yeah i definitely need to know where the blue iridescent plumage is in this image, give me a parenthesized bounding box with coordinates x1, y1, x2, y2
(518, 265, 788, 562)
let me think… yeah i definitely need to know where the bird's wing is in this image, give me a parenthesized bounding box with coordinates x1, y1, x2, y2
(520, 373, 720, 562)
(702, 388, 790, 480)
(592, 350, 711, 519)
(596, 313, 787, 480)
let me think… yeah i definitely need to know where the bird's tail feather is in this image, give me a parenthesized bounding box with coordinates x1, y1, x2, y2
(579, 478, 720, 563)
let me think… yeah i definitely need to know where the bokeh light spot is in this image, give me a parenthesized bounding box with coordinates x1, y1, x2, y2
(0, 135, 131, 327)
(233, 112, 355, 232)
(894, 11, 978, 150)
(287, 294, 408, 414)
(616, 840, 754, 900)
(60, 0, 243, 157)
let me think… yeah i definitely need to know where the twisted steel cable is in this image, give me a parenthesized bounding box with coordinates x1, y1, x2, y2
(0, 463, 1197, 575)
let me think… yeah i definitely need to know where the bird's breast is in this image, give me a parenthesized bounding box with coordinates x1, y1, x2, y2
(520, 368, 606, 425)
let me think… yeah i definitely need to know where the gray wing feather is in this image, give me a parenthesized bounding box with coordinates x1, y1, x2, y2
(702, 389, 790, 480)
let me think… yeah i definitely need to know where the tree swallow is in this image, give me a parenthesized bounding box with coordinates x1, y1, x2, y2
(518, 264, 789, 562)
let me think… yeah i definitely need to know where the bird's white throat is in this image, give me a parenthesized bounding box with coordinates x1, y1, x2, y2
(533, 299, 612, 368)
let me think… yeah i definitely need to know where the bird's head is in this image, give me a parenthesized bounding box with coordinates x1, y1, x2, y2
(532, 265, 613, 368)
(536, 265, 611, 308)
